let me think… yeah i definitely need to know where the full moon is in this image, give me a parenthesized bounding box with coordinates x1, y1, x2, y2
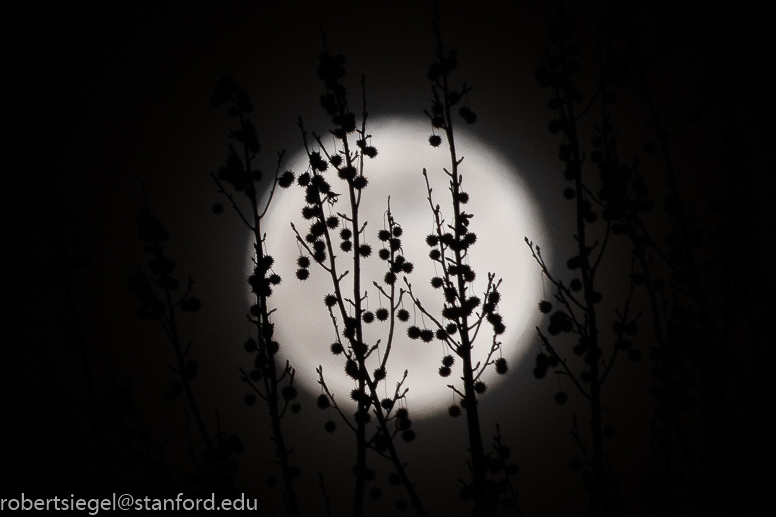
(257, 116, 546, 417)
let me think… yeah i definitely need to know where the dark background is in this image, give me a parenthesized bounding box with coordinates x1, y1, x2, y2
(3, 1, 771, 515)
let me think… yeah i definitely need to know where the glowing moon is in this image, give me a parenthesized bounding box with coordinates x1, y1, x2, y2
(257, 116, 545, 417)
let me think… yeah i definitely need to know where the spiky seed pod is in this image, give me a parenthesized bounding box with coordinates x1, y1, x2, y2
(358, 244, 372, 257)
(459, 106, 477, 124)
(487, 313, 503, 325)
(429, 249, 441, 260)
(538, 300, 552, 313)
(407, 326, 422, 339)
(330, 154, 342, 166)
(426, 234, 439, 246)
(297, 172, 311, 186)
(269, 274, 281, 285)
(244, 338, 257, 352)
(375, 308, 389, 321)
(401, 261, 413, 273)
(381, 398, 394, 410)
(336, 165, 355, 180)
(395, 408, 408, 420)
(354, 410, 371, 424)
(439, 366, 451, 377)
(402, 430, 416, 442)
(445, 323, 457, 334)
(378, 229, 391, 241)
(449, 405, 461, 417)
(392, 226, 403, 237)
(362, 311, 374, 323)
(278, 171, 295, 188)
(314, 176, 331, 193)
(330, 341, 343, 354)
(420, 329, 434, 342)
(431, 277, 444, 288)
(397, 309, 410, 322)
(302, 206, 317, 220)
(341, 240, 352, 252)
(378, 248, 390, 260)
(340, 228, 352, 240)
(353, 176, 368, 189)
(324, 294, 337, 307)
(363, 146, 378, 158)
(352, 342, 367, 356)
(533, 367, 546, 379)
(317, 394, 330, 409)
(566, 256, 582, 270)
(267, 341, 279, 354)
(384, 272, 397, 285)
(374, 367, 386, 380)
(345, 359, 360, 379)
(435, 328, 448, 340)
(281, 386, 297, 400)
(295, 268, 309, 280)
(495, 357, 508, 374)
(474, 381, 487, 394)
(442, 355, 455, 367)
(429, 134, 442, 147)
(297, 256, 311, 268)
(350, 388, 363, 402)
(326, 216, 339, 229)
(554, 392, 568, 404)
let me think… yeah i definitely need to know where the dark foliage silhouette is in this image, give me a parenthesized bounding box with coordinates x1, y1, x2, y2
(208, 74, 301, 516)
(403, 7, 517, 516)
(9, 3, 770, 517)
(291, 42, 428, 517)
(129, 195, 242, 495)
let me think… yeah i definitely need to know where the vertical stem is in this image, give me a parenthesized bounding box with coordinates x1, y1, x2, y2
(430, 7, 490, 511)
(239, 106, 299, 517)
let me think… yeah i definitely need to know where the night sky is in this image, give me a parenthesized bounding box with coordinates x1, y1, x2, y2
(4, 1, 773, 516)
